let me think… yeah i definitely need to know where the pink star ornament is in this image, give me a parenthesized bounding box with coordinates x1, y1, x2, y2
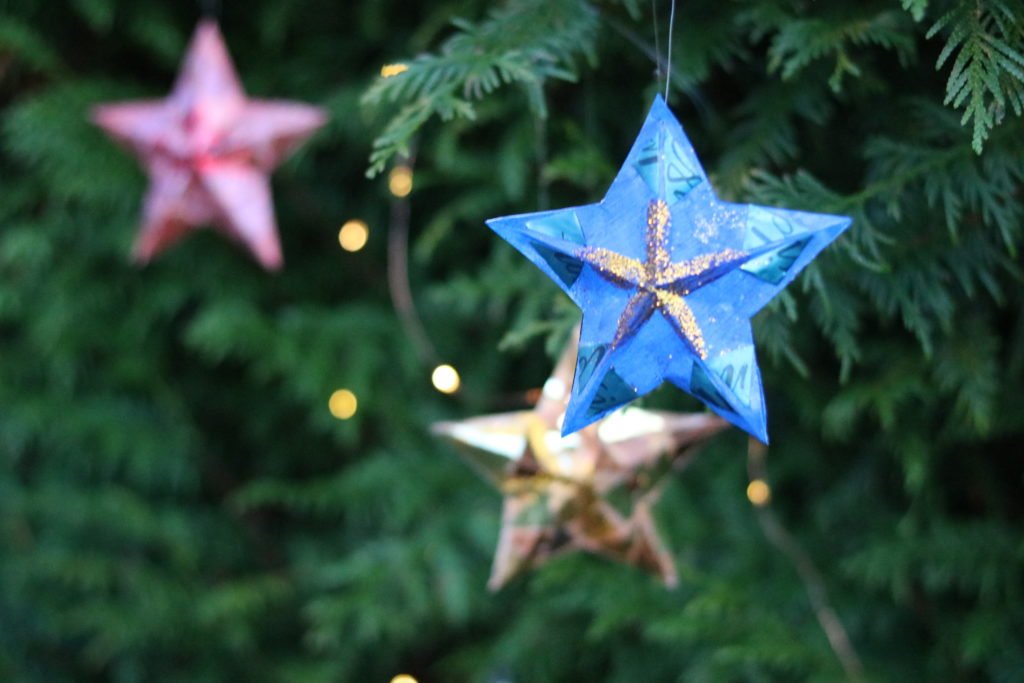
(92, 20, 327, 270)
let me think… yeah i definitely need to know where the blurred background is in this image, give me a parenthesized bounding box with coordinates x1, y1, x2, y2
(1, 1, 1023, 681)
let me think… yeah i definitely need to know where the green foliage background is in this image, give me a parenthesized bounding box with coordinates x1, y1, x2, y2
(2, 0, 1023, 681)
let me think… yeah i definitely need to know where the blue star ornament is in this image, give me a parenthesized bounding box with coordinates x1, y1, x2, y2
(486, 96, 850, 443)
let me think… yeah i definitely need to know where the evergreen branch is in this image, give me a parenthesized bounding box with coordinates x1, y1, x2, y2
(744, 101, 1021, 366)
(0, 17, 63, 76)
(362, 0, 599, 177)
(901, 0, 930, 22)
(745, 170, 891, 270)
(4, 3, 1024, 680)
(927, 0, 1024, 152)
(843, 519, 1024, 602)
(751, 5, 916, 92)
(848, 102, 1023, 251)
(715, 79, 834, 197)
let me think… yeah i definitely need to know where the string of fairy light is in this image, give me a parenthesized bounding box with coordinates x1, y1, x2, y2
(328, 63, 459, 422)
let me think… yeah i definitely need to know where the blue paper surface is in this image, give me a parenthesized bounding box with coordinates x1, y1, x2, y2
(486, 96, 851, 442)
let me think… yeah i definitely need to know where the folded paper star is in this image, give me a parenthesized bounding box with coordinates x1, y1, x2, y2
(486, 96, 850, 442)
(92, 20, 326, 270)
(433, 334, 726, 590)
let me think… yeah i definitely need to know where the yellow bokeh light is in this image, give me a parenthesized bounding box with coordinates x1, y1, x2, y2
(389, 165, 413, 198)
(431, 364, 460, 394)
(338, 219, 369, 252)
(328, 389, 358, 420)
(746, 479, 771, 507)
(380, 63, 409, 78)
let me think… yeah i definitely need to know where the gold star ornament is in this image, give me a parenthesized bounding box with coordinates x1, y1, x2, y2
(432, 333, 727, 590)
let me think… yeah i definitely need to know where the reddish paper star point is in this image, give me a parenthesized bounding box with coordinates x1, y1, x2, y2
(92, 20, 327, 270)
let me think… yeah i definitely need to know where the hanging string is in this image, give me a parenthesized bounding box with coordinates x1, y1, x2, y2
(664, 0, 676, 100)
(747, 439, 866, 683)
(386, 148, 440, 367)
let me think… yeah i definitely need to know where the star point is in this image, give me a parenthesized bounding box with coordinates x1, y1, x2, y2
(486, 97, 851, 441)
(92, 20, 326, 270)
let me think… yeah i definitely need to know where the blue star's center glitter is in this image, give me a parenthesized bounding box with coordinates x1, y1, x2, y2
(577, 199, 749, 358)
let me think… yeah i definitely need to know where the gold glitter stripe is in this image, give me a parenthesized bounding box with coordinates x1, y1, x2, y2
(646, 199, 672, 275)
(612, 292, 657, 349)
(657, 247, 747, 287)
(578, 247, 646, 286)
(655, 290, 707, 359)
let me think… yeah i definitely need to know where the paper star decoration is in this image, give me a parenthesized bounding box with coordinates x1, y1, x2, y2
(486, 96, 850, 442)
(433, 334, 726, 590)
(92, 20, 326, 270)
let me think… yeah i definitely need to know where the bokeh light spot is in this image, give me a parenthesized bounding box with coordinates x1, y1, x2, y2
(328, 389, 358, 420)
(431, 364, 460, 394)
(746, 479, 771, 507)
(380, 63, 409, 78)
(389, 165, 413, 197)
(542, 376, 566, 401)
(338, 219, 369, 252)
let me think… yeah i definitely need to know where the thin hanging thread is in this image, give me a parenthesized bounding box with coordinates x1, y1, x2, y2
(664, 0, 676, 100)
(386, 149, 440, 366)
(747, 439, 866, 683)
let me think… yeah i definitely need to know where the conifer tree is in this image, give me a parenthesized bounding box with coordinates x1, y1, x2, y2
(1, 1, 1022, 682)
